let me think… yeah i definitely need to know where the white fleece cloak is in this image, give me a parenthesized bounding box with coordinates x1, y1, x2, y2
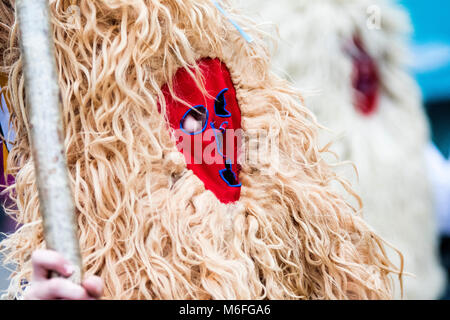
(241, 0, 446, 299)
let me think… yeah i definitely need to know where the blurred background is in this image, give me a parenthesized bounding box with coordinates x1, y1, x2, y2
(400, 0, 450, 156)
(0, 0, 449, 298)
(398, 0, 450, 300)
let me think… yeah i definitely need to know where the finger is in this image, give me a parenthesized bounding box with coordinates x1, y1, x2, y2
(82, 276, 104, 299)
(28, 278, 91, 300)
(23, 286, 39, 300)
(31, 250, 74, 281)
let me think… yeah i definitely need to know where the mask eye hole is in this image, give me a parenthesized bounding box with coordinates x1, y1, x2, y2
(180, 105, 209, 135)
(219, 162, 242, 187)
(214, 88, 231, 118)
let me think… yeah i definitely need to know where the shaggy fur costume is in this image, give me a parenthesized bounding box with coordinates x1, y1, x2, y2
(242, 0, 445, 299)
(0, 0, 402, 299)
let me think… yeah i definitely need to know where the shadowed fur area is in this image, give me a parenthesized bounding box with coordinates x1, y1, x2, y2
(0, 0, 401, 299)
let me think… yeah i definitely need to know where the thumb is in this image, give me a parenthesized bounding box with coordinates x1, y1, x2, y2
(82, 275, 104, 299)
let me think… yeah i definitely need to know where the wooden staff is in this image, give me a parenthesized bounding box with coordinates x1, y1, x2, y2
(16, 0, 82, 284)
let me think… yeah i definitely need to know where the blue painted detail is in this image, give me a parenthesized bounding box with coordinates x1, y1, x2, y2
(210, 121, 225, 157)
(214, 88, 231, 118)
(219, 121, 229, 131)
(180, 105, 209, 135)
(213, 1, 254, 43)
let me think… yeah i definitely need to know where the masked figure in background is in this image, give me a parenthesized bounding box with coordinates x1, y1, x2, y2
(242, 0, 445, 299)
(0, 0, 402, 299)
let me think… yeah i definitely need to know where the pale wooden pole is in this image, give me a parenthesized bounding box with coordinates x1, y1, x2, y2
(16, 0, 82, 284)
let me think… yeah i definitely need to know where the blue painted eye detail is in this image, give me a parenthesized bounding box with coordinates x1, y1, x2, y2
(180, 105, 209, 135)
(219, 161, 241, 187)
(214, 88, 231, 118)
(210, 121, 229, 158)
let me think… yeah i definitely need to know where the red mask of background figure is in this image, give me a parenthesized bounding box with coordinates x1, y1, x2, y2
(162, 58, 242, 204)
(346, 37, 380, 116)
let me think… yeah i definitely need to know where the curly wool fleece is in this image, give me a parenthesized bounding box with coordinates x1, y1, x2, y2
(0, 0, 401, 299)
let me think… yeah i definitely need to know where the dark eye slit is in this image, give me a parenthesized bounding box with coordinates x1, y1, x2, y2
(214, 88, 231, 118)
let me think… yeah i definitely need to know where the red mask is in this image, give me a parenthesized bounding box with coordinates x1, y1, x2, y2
(162, 58, 242, 204)
(346, 37, 380, 116)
